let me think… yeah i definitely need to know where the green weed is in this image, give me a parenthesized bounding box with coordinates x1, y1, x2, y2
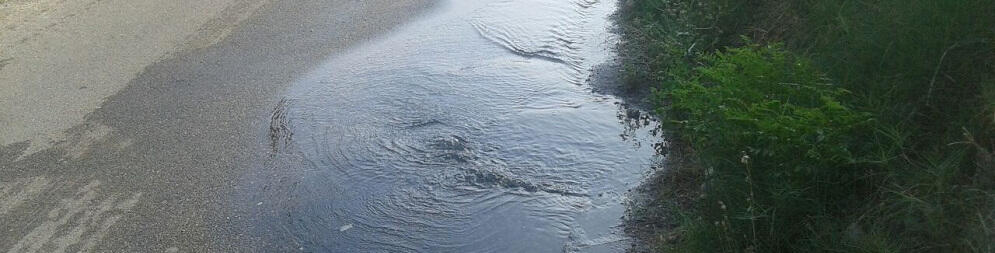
(620, 0, 995, 252)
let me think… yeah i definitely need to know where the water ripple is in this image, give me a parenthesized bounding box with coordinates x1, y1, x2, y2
(238, 0, 659, 251)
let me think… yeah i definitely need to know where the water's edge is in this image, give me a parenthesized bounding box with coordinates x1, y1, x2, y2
(238, 0, 666, 252)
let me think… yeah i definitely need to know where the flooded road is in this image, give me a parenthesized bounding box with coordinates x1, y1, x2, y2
(1, 0, 659, 251)
(240, 0, 660, 251)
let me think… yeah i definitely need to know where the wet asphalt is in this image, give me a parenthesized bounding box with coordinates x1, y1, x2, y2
(0, 0, 435, 251)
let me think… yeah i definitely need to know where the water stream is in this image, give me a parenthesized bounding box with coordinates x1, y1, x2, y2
(239, 0, 660, 251)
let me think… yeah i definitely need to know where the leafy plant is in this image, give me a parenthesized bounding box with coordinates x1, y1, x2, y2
(662, 44, 873, 251)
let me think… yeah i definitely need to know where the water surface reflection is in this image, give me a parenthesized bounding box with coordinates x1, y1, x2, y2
(240, 0, 661, 251)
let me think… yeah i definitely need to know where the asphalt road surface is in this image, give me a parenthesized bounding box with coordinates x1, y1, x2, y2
(1, 0, 434, 251)
(0, 0, 663, 251)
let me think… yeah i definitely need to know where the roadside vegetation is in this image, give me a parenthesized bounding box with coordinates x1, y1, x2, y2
(620, 0, 995, 252)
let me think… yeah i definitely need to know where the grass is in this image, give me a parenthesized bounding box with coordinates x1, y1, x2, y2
(620, 0, 995, 252)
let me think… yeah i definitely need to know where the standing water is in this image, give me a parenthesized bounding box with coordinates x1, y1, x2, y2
(239, 0, 660, 251)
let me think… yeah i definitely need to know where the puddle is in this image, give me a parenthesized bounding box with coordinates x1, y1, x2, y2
(239, 0, 661, 251)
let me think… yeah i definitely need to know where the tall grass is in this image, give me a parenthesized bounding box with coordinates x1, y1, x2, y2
(621, 0, 995, 252)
